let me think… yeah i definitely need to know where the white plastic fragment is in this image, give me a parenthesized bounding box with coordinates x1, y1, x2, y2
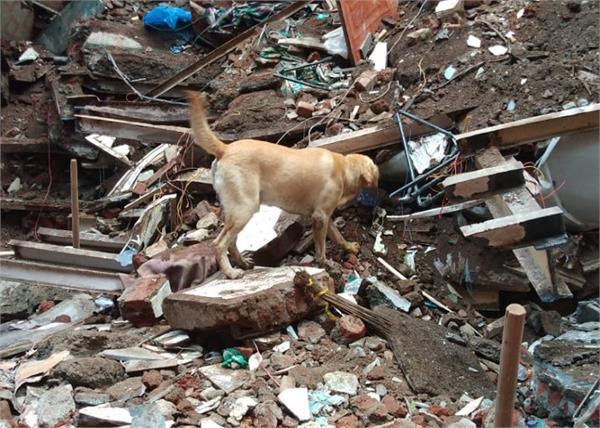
(466, 35, 481, 48)
(488, 45, 508, 56)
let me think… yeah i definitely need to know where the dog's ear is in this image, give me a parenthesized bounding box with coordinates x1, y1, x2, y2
(360, 160, 379, 188)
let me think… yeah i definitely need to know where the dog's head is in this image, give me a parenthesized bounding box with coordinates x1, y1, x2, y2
(347, 154, 379, 188)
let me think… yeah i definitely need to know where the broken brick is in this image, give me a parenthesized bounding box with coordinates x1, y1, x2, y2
(163, 267, 334, 334)
(406, 28, 431, 46)
(336, 415, 359, 428)
(371, 99, 390, 115)
(429, 404, 452, 417)
(117, 274, 171, 327)
(354, 69, 378, 92)
(142, 370, 163, 390)
(338, 315, 367, 342)
(296, 101, 315, 118)
(382, 395, 408, 418)
(367, 366, 385, 381)
(351, 394, 379, 413)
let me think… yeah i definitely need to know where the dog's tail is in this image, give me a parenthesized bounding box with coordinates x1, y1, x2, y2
(186, 91, 227, 159)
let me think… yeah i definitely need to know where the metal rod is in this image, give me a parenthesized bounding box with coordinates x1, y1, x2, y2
(494, 304, 526, 428)
(398, 108, 456, 138)
(280, 56, 334, 72)
(274, 72, 330, 90)
(70, 159, 80, 249)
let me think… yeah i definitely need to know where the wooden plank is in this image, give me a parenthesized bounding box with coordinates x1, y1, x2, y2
(387, 199, 484, 221)
(475, 147, 572, 302)
(146, 1, 309, 97)
(308, 114, 453, 153)
(37, 227, 126, 252)
(0, 197, 89, 212)
(442, 160, 524, 201)
(337, 0, 398, 64)
(0, 137, 52, 154)
(457, 104, 599, 154)
(460, 206, 564, 248)
(9, 239, 132, 273)
(77, 114, 188, 145)
(0, 258, 123, 293)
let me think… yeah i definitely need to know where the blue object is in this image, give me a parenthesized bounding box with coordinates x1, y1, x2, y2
(144, 4, 192, 30)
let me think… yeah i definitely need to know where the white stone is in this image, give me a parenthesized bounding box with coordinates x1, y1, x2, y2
(466, 35, 481, 48)
(488, 45, 508, 56)
(230, 397, 257, 421)
(323, 371, 359, 395)
(84, 32, 144, 51)
(278, 387, 311, 421)
(199, 364, 250, 393)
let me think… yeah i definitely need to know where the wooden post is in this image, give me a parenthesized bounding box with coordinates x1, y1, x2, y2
(494, 303, 526, 428)
(70, 159, 80, 249)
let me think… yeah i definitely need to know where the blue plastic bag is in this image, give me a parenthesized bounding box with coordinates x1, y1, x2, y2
(143, 4, 192, 30)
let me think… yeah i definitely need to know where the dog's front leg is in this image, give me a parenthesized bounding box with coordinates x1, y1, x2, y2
(312, 212, 329, 264)
(327, 221, 360, 254)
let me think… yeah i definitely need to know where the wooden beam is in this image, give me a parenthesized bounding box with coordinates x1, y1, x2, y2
(146, 1, 309, 97)
(307, 114, 453, 153)
(457, 104, 599, 154)
(70, 159, 81, 249)
(0, 258, 123, 293)
(77, 115, 189, 145)
(9, 240, 132, 273)
(37, 227, 126, 252)
(460, 206, 564, 248)
(475, 147, 572, 302)
(443, 160, 524, 201)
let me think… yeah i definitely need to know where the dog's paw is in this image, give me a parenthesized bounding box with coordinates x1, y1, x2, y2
(225, 268, 245, 279)
(345, 241, 360, 254)
(238, 251, 255, 270)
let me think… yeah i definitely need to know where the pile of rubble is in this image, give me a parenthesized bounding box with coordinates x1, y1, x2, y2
(1, 0, 599, 427)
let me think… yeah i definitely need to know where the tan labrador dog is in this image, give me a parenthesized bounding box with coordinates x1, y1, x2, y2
(187, 92, 379, 279)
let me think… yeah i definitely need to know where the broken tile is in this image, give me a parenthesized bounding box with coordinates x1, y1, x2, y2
(278, 388, 311, 421)
(199, 365, 250, 394)
(323, 372, 359, 395)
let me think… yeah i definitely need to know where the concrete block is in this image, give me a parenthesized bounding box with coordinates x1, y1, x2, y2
(118, 274, 171, 326)
(163, 267, 333, 335)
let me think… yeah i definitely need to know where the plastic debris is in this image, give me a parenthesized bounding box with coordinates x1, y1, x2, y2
(222, 348, 248, 369)
(143, 5, 192, 30)
(444, 65, 457, 80)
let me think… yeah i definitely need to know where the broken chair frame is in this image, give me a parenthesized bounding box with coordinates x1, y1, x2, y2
(390, 108, 459, 207)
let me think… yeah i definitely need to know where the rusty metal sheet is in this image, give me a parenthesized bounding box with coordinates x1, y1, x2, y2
(337, 0, 398, 65)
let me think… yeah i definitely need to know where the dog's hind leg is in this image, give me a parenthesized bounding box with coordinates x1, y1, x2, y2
(214, 205, 256, 279)
(228, 243, 254, 270)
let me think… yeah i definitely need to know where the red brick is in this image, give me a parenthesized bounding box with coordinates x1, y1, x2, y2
(382, 395, 407, 418)
(351, 394, 379, 413)
(142, 370, 162, 390)
(118, 274, 171, 327)
(338, 315, 366, 342)
(430, 404, 452, 417)
(367, 366, 385, 381)
(296, 101, 315, 118)
(411, 414, 427, 426)
(336, 415, 358, 428)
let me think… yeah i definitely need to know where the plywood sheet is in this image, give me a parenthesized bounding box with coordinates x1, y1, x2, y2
(337, 0, 398, 64)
